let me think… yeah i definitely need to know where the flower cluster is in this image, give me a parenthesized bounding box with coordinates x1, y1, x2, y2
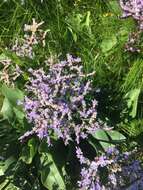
(119, 0, 143, 30)
(0, 56, 22, 87)
(119, 0, 143, 52)
(77, 147, 143, 190)
(124, 31, 141, 52)
(0, 19, 46, 86)
(12, 18, 47, 58)
(19, 54, 100, 145)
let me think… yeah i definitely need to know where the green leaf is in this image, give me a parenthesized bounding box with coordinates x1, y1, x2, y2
(106, 130, 126, 141)
(40, 152, 66, 190)
(0, 86, 25, 122)
(1, 84, 24, 107)
(20, 138, 38, 164)
(101, 35, 117, 53)
(91, 129, 110, 141)
(89, 129, 114, 151)
(99, 142, 115, 151)
(0, 98, 13, 121)
(39, 140, 67, 177)
(13, 107, 25, 124)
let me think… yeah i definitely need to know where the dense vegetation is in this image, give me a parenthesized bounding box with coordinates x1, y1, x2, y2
(0, 0, 143, 189)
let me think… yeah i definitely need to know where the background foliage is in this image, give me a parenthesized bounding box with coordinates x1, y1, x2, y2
(0, 0, 143, 189)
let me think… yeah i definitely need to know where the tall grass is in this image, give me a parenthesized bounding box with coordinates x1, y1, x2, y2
(0, 0, 143, 189)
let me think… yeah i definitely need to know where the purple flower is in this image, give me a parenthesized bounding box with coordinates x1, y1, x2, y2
(76, 147, 86, 164)
(119, 0, 143, 52)
(20, 55, 99, 144)
(77, 147, 143, 190)
(120, 0, 143, 30)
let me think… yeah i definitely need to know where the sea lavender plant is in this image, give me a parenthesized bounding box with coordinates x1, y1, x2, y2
(77, 147, 143, 190)
(119, 0, 143, 30)
(0, 19, 46, 86)
(124, 30, 141, 52)
(12, 18, 47, 58)
(19, 54, 101, 145)
(0, 57, 22, 86)
(119, 0, 143, 52)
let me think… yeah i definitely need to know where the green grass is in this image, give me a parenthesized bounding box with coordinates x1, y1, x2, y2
(0, 0, 143, 189)
(0, 0, 142, 121)
(0, 0, 142, 136)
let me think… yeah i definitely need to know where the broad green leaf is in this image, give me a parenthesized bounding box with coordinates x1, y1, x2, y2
(91, 129, 110, 141)
(1, 84, 24, 106)
(40, 152, 66, 190)
(101, 35, 117, 53)
(0, 98, 13, 121)
(99, 142, 115, 151)
(13, 107, 25, 124)
(39, 140, 67, 176)
(89, 130, 114, 151)
(107, 130, 126, 141)
(20, 138, 38, 164)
